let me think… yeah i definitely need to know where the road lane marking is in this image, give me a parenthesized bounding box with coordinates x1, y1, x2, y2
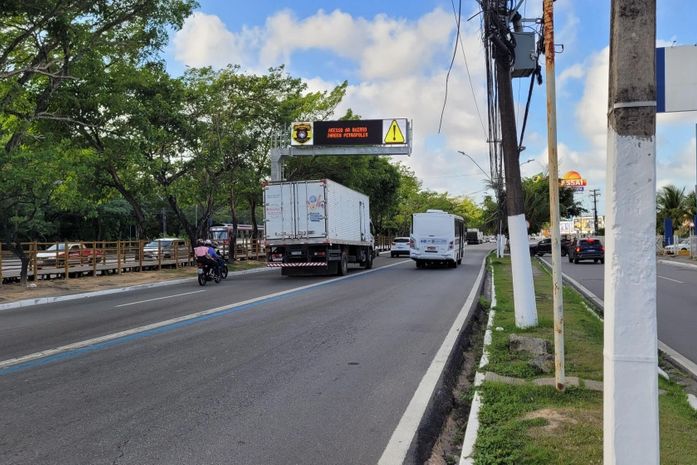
(115, 290, 206, 307)
(378, 254, 487, 465)
(658, 275, 684, 284)
(0, 259, 411, 376)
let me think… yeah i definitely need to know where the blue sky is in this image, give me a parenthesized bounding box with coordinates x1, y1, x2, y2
(163, 0, 697, 215)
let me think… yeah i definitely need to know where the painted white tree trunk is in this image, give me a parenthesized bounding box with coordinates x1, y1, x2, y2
(507, 214, 538, 328)
(604, 130, 659, 465)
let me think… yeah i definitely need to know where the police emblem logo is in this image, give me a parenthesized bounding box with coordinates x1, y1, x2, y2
(291, 122, 313, 145)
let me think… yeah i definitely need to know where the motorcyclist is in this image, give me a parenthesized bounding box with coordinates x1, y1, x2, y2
(205, 239, 225, 276)
(194, 239, 219, 276)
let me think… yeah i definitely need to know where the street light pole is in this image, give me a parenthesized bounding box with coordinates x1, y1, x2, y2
(458, 151, 492, 181)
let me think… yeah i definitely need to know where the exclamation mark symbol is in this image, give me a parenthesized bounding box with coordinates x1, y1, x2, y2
(384, 120, 405, 144)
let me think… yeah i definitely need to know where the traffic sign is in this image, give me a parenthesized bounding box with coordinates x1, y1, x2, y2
(383, 119, 406, 144)
(290, 119, 409, 146)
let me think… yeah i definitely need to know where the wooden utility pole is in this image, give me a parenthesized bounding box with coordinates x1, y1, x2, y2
(605, 1, 659, 463)
(543, 0, 565, 391)
(491, 1, 538, 328)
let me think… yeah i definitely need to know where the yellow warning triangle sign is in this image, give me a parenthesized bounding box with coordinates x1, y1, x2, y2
(384, 119, 405, 144)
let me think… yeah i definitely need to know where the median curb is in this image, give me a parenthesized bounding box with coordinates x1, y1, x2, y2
(658, 258, 697, 270)
(0, 266, 272, 312)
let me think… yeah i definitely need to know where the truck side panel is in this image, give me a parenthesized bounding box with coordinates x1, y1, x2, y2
(325, 179, 370, 243)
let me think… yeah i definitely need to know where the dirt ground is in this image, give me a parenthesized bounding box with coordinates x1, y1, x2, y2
(0, 267, 196, 305)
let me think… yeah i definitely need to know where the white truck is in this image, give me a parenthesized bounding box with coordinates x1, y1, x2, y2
(263, 179, 375, 276)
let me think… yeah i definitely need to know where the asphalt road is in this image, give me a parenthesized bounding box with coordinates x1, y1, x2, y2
(539, 256, 697, 367)
(0, 247, 491, 465)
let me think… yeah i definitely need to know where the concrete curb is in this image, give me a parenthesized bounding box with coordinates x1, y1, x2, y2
(0, 266, 272, 312)
(657, 258, 697, 270)
(459, 264, 496, 465)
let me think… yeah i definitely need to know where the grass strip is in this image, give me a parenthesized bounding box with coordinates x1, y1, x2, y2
(473, 256, 697, 465)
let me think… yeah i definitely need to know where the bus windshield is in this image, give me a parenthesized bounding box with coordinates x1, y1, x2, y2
(412, 216, 452, 236)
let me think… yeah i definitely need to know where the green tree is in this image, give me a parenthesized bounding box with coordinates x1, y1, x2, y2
(1, 0, 196, 283)
(656, 185, 691, 235)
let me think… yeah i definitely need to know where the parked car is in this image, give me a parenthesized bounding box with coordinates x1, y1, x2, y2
(36, 243, 103, 267)
(665, 240, 690, 255)
(390, 237, 410, 257)
(568, 238, 604, 264)
(530, 238, 571, 257)
(142, 238, 183, 260)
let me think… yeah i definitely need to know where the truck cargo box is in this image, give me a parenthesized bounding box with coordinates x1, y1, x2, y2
(264, 179, 372, 246)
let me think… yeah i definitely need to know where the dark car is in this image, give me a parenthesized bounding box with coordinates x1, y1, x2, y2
(568, 238, 604, 264)
(530, 238, 571, 257)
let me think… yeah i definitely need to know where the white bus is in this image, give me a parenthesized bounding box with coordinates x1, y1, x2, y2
(410, 209, 465, 268)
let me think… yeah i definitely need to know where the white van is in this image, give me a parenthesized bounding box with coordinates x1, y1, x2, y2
(410, 209, 465, 268)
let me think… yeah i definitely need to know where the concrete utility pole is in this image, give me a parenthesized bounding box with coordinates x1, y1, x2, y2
(491, 1, 538, 328)
(542, 0, 565, 391)
(589, 188, 601, 235)
(605, 1, 659, 464)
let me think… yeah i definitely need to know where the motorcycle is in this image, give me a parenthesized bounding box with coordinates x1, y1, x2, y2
(197, 259, 227, 286)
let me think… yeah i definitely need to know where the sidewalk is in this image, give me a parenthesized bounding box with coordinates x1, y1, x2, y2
(458, 256, 697, 465)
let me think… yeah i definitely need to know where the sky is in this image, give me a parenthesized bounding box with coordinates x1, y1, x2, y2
(162, 0, 697, 216)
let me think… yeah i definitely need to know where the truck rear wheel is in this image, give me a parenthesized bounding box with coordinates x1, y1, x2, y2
(364, 251, 373, 269)
(338, 254, 348, 276)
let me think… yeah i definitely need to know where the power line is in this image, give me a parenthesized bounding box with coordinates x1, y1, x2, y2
(438, 0, 462, 133)
(450, 0, 488, 139)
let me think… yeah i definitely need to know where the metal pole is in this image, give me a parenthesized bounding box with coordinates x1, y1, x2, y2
(543, 0, 565, 391)
(605, 1, 659, 463)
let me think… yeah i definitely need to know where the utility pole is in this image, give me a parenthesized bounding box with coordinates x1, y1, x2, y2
(488, 0, 538, 327)
(605, 1, 659, 464)
(589, 188, 601, 235)
(542, 0, 564, 391)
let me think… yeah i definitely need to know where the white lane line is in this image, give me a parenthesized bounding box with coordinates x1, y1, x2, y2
(658, 275, 685, 284)
(378, 255, 487, 465)
(114, 290, 206, 308)
(0, 260, 410, 371)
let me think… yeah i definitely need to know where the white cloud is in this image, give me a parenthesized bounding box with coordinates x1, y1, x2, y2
(657, 137, 697, 190)
(259, 9, 365, 67)
(557, 63, 583, 91)
(575, 47, 609, 151)
(173, 12, 259, 69)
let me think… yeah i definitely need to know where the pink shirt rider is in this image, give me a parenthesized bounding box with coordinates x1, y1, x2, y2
(194, 245, 210, 258)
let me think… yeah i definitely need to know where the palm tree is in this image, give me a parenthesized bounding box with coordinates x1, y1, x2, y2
(656, 185, 689, 234)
